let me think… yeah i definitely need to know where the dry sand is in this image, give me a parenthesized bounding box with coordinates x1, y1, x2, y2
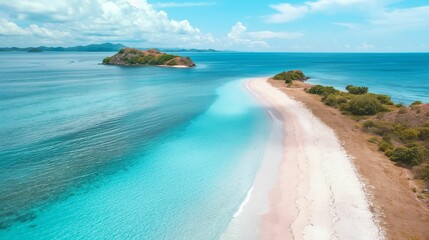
(246, 77, 383, 240)
(263, 78, 429, 240)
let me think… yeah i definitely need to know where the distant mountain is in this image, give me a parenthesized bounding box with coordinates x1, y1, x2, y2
(0, 43, 224, 53)
(158, 48, 219, 53)
(0, 43, 127, 52)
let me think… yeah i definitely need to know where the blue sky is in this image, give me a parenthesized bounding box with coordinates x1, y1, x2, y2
(0, 0, 428, 51)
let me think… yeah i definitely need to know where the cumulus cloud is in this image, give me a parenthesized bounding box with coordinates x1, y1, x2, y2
(332, 22, 359, 29)
(268, 3, 309, 23)
(227, 22, 247, 43)
(0, 19, 28, 36)
(267, 0, 429, 37)
(0, 0, 214, 47)
(153, 2, 216, 8)
(226, 22, 303, 49)
(0, 18, 70, 38)
(248, 30, 304, 40)
(227, 22, 267, 48)
(370, 6, 429, 30)
(267, 0, 372, 23)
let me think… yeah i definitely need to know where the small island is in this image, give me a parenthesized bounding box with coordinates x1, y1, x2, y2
(272, 70, 309, 83)
(27, 47, 43, 53)
(102, 48, 195, 67)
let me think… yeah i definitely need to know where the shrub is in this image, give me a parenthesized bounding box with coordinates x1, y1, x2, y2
(399, 128, 420, 141)
(102, 57, 111, 64)
(376, 94, 394, 105)
(273, 70, 307, 82)
(322, 94, 337, 106)
(157, 54, 177, 65)
(411, 101, 422, 106)
(308, 85, 339, 96)
(418, 127, 429, 141)
(378, 141, 393, 152)
(119, 49, 125, 54)
(346, 95, 383, 115)
(336, 96, 348, 105)
(368, 137, 379, 144)
(387, 144, 427, 166)
(345, 85, 368, 95)
(129, 56, 139, 64)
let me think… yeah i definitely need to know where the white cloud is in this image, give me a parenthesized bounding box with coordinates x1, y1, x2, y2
(267, 0, 372, 23)
(332, 22, 359, 29)
(153, 2, 216, 8)
(0, 0, 213, 47)
(268, 3, 309, 23)
(227, 22, 267, 48)
(0, 19, 28, 36)
(248, 31, 303, 40)
(307, 0, 370, 11)
(371, 6, 429, 30)
(226, 22, 303, 49)
(28, 24, 71, 39)
(227, 22, 247, 43)
(358, 42, 375, 50)
(332, 6, 429, 33)
(0, 18, 70, 38)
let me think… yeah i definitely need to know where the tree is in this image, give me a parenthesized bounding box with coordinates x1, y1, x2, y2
(347, 95, 383, 115)
(345, 85, 368, 95)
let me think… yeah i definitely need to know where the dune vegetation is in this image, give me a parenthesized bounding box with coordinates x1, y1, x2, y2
(305, 83, 429, 188)
(272, 70, 308, 83)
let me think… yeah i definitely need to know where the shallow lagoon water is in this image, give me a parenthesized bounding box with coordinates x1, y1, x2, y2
(0, 52, 428, 239)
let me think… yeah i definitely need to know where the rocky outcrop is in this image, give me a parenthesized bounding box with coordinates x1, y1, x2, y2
(102, 48, 195, 67)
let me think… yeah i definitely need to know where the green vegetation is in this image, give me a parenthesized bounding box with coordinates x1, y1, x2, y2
(273, 70, 308, 84)
(411, 101, 422, 106)
(102, 57, 111, 64)
(347, 95, 384, 115)
(385, 144, 427, 166)
(304, 79, 428, 186)
(378, 141, 393, 152)
(346, 85, 368, 95)
(307, 85, 339, 96)
(363, 118, 429, 185)
(102, 48, 195, 67)
(307, 85, 389, 116)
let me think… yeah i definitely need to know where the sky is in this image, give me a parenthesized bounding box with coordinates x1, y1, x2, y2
(0, 0, 428, 52)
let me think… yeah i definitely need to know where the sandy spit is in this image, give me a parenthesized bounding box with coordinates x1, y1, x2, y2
(246, 77, 384, 240)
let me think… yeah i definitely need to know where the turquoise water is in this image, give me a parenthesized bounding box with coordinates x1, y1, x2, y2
(1, 52, 429, 239)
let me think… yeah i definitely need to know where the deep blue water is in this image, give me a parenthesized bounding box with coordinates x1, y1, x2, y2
(0, 52, 428, 239)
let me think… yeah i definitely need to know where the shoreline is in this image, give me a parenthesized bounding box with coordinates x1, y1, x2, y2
(264, 78, 429, 239)
(220, 78, 284, 240)
(101, 63, 194, 68)
(246, 77, 383, 239)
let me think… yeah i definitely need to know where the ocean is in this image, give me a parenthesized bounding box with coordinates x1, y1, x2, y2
(0, 52, 428, 239)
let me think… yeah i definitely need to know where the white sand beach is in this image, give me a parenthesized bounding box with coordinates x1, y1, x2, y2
(240, 77, 384, 240)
